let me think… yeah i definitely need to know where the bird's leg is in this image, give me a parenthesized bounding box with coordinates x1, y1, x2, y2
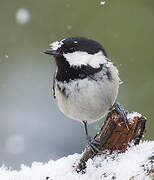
(82, 121, 101, 153)
(112, 101, 129, 129)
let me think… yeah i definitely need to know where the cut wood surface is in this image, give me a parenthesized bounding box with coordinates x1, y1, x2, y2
(76, 110, 146, 172)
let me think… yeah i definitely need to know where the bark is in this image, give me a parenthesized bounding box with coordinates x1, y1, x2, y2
(75, 110, 146, 172)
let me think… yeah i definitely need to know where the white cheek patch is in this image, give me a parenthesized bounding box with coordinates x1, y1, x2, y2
(63, 51, 107, 68)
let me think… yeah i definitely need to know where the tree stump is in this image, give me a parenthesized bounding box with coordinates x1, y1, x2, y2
(75, 110, 146, 172)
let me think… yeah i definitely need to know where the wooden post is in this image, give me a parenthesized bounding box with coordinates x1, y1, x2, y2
(75, 110, 146, 172)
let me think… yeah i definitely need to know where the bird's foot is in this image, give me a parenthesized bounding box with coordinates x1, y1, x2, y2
(112, 102, 129, 130)
(86, 136, 101, 153)
(83, 121, 102, 153)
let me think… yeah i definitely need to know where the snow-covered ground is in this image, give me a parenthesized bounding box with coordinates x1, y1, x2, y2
(0, 141, 153, 180)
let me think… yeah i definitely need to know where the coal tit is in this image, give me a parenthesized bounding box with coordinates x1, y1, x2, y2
(44, 37, 127, 152)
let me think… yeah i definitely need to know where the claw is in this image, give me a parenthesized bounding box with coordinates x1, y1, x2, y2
(83, 121, 101, 153)
(86, 136, 101, 153)
(112, 102, 130, 130)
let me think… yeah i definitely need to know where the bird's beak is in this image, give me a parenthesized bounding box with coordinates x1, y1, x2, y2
(43, 49, 59, 57)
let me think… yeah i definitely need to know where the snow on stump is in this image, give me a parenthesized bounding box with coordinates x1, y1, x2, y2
(0, 141, 153, 180)
(0, 110, 153, 180)
(76, 110, 147, 172)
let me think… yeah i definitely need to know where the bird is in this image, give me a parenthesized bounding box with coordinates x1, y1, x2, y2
(43, 36, 127, 152)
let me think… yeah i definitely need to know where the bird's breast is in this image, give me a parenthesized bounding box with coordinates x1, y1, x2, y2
(54, 64, 120, 123)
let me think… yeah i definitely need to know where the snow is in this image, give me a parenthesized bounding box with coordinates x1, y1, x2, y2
(5, 54, 8, 59)
(50, 40, 64, 51)
(127, 112, 143, 123)
(5, 134, 25, 154)
(0, 141, 153, 180)
(63, 51, 107, 68)
(65, 3, 71, 8)
(67, 25, 72, 30)
(100, 1, 106, 5)
(16, 9, 30, 24)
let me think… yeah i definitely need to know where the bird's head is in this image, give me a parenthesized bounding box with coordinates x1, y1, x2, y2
(43, 37, 108, 82)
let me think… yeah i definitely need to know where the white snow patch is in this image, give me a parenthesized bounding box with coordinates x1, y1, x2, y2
(63, 51, 108, 68)
(127, 112, 143, 123)
(0, 141, 153, 180)
(50, 40, 64, 50)
(16, 9, 30, 24)
(100, 1, 106, 5)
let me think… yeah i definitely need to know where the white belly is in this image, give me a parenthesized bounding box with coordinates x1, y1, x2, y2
(55, 64, 120, 123)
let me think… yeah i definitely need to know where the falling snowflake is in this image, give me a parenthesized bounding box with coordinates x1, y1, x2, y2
(16, 8, 30, 25)
(100, 1, 106, 5)
(67, 25, 72, 30)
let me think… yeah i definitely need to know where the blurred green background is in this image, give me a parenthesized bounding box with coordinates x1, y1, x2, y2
(0, 0, 154, 169)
